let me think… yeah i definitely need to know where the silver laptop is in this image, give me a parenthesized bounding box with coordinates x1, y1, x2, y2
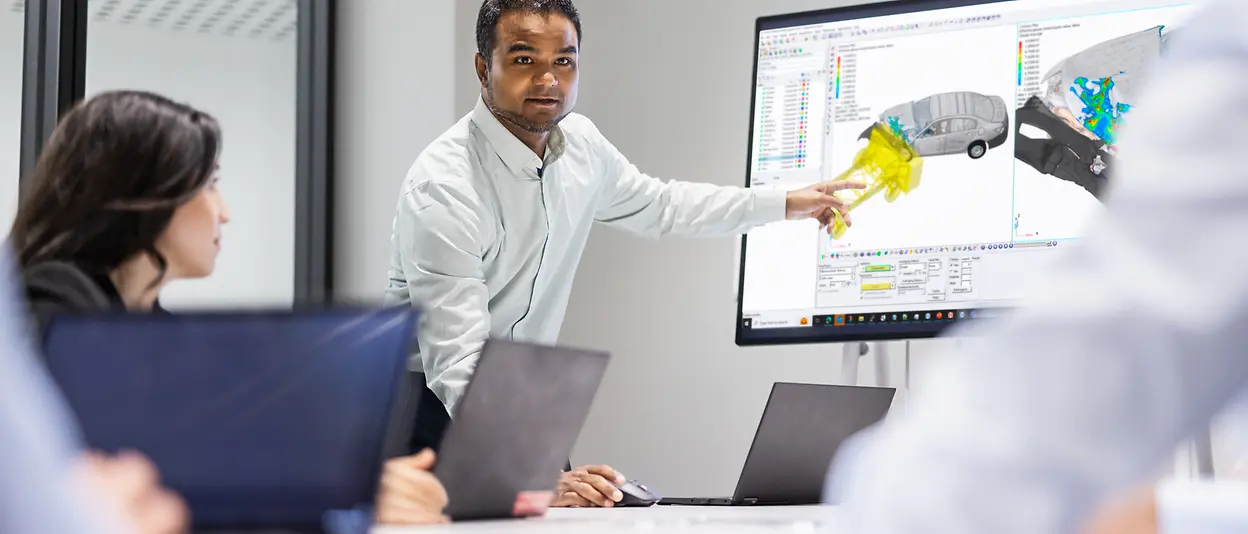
(659, 382, 895, 506)
(432, 339, 610, 520)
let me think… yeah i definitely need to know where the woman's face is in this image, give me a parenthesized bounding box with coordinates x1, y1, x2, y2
(156, 174, 230, 279)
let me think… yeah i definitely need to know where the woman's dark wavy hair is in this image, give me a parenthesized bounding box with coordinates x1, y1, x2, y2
(9, 90, 221, 282)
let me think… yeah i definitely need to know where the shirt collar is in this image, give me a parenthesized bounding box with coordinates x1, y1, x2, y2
(470, 96, 566, 177)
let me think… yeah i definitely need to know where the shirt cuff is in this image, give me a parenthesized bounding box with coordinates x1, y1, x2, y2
(749, 188, 788, 225)
(1157, 480, 1248, 534)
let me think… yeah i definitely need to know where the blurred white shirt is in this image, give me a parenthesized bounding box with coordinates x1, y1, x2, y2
(0, 247, 119, 534)
(828, 1, 1248, 532)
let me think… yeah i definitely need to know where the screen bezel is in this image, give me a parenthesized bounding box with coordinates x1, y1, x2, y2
(736, 0, 1014, 346)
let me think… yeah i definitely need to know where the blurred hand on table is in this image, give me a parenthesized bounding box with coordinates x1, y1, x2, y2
(375, 449, 449, 525)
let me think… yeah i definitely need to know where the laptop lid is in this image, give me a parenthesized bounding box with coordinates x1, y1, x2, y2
(433, 339, 610, 521)
(732, 383, 895, 505)
(41, 307, 417, 531)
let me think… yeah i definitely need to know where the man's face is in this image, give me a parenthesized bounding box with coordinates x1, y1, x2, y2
(478, 12, 580, 134)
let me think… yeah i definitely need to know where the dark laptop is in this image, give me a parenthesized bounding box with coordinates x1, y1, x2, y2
(41, 307, 417, 533)
(659, 382, 895, 506)
(432, 339, 610, 521)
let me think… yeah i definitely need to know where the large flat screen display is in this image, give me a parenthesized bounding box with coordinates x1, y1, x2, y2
(737, 0, 1192, 345)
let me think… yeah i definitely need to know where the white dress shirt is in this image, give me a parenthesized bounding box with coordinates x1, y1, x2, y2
(384, 97, 787, 413)
(1159, 480, 1248, 534)
(828, 1, 1248, 532)
(0, 248, 119, 534)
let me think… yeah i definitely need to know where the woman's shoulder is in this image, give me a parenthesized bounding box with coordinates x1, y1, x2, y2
(21, 261, 120, 340)
(22, 261, 115, 310)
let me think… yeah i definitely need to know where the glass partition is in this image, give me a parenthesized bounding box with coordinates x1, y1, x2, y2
(1, 0, 26, 228)
(85, 0, 298, 308)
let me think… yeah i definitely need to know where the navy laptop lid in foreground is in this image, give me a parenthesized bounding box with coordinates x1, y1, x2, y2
(41, 307, 417, 531)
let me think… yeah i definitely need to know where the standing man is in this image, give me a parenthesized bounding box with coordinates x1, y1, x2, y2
(384, 0, 861, 508)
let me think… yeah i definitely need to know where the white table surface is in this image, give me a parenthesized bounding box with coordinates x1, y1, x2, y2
(372, 504, 834, 533)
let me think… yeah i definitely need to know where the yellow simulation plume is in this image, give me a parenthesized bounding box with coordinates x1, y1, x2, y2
(828, 124, 924, 239)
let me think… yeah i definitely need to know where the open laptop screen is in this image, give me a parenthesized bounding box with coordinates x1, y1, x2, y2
(434, 339, 610, 520)
(42, 307, 416, 530)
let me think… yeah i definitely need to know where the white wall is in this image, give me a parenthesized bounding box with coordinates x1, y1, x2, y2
(84, 20, 296, 308)
(1, 8, 25, 230)
(453, 0, 483, 114)
(333, 0, 458, 302)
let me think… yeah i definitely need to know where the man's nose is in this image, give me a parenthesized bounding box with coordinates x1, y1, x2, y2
(535, 70, 558, 88)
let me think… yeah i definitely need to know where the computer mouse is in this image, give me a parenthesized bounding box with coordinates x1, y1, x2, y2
(615, 479, 660, 507)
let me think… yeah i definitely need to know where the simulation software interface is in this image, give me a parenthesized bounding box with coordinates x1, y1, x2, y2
(739, 0, 1191, 333)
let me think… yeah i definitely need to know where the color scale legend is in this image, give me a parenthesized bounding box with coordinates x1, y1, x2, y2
(835, 56, 842, 98)
(1016, 41, 1023, 85)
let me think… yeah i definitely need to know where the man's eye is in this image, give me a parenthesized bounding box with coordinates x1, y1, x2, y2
(555, 57, 572, 65)
(514, 57, 533, 64)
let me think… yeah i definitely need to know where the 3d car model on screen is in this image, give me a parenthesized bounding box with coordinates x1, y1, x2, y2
(1015, 25, 1174, 200)
(860, 91, 1009, 159)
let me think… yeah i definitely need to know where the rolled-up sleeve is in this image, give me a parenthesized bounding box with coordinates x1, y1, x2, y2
(588, 123, 787, 238)
(394, 180, 491, 415)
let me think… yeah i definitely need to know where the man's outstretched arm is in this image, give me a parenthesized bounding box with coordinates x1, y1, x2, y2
(584, 120, 860, 238)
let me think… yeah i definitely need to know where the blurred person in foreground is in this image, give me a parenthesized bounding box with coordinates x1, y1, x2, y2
(0, 241, 185, 534)
(826, 2, 1248, 533)
(10, 90, 447, 526)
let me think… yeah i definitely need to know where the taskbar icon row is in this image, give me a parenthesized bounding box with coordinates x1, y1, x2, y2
(811, 309, 979, 327)
(824, 241, 1061, 259)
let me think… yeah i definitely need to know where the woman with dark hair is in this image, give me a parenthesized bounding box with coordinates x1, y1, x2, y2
(11, 90, 452, 526)
(5, 90, 225, 534)
(11, 89, 229, 335)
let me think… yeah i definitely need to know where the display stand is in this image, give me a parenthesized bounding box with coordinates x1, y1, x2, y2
(840, 341, 904, 388)
(1193, 427, 1215, 477)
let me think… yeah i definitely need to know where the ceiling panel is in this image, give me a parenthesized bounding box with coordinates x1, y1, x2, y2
(10, 0, 297, 41)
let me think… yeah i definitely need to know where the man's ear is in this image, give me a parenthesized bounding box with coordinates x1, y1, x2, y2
(475, 53, 489, 87)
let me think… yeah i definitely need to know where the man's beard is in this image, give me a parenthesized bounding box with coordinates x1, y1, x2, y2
(485, 87, 567, 133)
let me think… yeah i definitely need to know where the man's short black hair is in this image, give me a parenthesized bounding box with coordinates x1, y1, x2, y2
(476, 0, 582, 63)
